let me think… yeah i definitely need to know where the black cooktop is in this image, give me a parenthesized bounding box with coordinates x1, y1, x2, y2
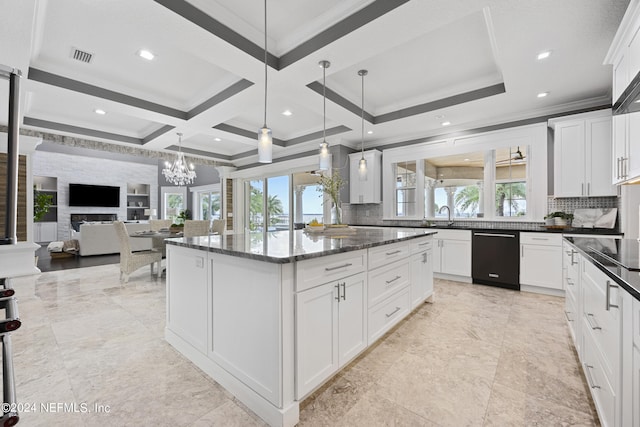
(587, 238, 640, 272)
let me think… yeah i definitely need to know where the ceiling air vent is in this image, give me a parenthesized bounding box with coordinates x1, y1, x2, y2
(70, 47, 93, 64)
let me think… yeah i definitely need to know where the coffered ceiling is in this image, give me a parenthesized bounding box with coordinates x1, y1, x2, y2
(0, 0, 630, 167)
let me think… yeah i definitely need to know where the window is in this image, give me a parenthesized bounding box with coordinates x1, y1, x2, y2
(292, 172, 323, 229)
(424, 152, 484, 219)
(161, 186, 186, 223)
(495, 146, 527, 217)
(394, 161, 416, 217)
(246, 175, 290, 232)
(194, 188, 221, 221)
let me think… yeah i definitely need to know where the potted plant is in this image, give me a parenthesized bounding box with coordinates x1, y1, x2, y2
(34, 186, 53, 222)
(544, 211, 573, 226)
(170, 209, 191, 232)
(317, 171, 346, 225)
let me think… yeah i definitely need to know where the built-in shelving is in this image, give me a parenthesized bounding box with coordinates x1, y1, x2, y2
(126, 183, 150, 220)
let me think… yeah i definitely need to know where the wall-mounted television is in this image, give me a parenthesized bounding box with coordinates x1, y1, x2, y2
(68, 184, 120, 207)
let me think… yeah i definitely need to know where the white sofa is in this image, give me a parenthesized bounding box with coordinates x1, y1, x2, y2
(75, 222, 153, 256)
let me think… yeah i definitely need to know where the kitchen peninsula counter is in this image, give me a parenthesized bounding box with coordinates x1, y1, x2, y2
(164, 228, 436, 427)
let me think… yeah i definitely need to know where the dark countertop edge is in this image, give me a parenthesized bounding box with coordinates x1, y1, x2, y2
(564, 237, 640, 301)
(166, 230, 438, 264)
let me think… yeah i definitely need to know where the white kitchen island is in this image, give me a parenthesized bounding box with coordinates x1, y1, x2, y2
(164, 227, 436, 427)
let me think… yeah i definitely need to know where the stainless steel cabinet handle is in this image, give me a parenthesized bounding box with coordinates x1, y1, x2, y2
(570, 250, 578, 266)
(422, 252, 427, 263)
(385, 307, 401, 318)
(418, 241, 430, 246)
(617, 157, 622, 179)
(586, 313, 601, 330)
(474, 233, 515, 238)
(531, 237, 548, 241)
(335, 284, 340, 301)
(581, 183, 584, 196)
(341, 282, 346, 301)
(385, 250, 402, 256)
(325, 263, 353, 272)
(385, 275, 401, 285)
(583, 364, 600, 389)
(606, 280, 619, 311)
(587, 182, 590, 195)
(566, 278, 574, 286)
(564, 310, 573, 322)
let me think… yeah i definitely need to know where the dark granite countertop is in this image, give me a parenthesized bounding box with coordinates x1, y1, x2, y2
(357, 224, 622, 235)
(166, 228, 438, 264)
(565, 236, 640, 301)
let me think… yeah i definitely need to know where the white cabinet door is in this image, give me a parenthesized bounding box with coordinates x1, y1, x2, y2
(520, 244, 563, 290)
(554, 120, 586, 197)
(296, 282, 339, 397)
(612, 114, 628, 183)
(433, 240, 442, 273)
(627, 112, 640, 181)
(410, 250, 433, 309)
(338, 273, 367, 365)
(633, 345, 640, 427)
(296, 272, 367, 398)
(41, 222, 58, 242)
(441, 239, 471, 277)
(613, 51, 629, 103)
(586, 116, 616, 196)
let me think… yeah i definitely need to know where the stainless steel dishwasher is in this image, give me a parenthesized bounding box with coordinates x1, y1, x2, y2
(471, 231, 520, 290)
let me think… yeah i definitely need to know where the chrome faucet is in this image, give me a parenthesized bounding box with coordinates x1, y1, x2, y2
(439, 205, 454, 226)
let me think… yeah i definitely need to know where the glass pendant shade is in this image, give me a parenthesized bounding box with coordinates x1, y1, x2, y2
(318, 141, 330, 170)
(258, 126, 272, 163)
(358, 156, 368, 181)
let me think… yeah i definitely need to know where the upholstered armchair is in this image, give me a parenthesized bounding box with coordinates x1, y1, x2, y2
(149, 219, 172, 231)
(113, 221, 162, 283)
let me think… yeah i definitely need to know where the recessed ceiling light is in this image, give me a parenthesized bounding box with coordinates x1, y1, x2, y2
(464, 158, 470, 161)
(282, 110, 293, 116)
(137, 49, 155, 61)
(367, 130, 373, 134)
(94, 109, 106, 115)
(537, 92, 549, 98)
(537, 51, 551, 60)
(441, 121, 451, 126)
(214, 137, 222, 142)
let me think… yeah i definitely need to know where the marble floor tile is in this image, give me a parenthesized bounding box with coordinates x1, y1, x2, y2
(7, 267, 599, 426)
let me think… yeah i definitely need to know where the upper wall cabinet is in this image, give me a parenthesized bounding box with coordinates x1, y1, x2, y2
(550, 111, 616, 197)
(349, 150, 381, 204)
(606, 1, 640, 184)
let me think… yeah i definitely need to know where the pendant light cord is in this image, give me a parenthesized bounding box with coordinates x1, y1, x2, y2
(322, 64, 326, 141)
(361, 73, 364, 157)
(263, 0, 268, 128)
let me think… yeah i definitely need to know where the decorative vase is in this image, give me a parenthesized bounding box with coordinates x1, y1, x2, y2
(331, 203, 342, 225)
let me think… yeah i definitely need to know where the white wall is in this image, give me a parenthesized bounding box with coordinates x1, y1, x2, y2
(32, 151, 158, 240)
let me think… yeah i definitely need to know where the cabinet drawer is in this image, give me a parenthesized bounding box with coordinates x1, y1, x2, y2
(368, 287, 410, 344)
(368, 259, 410, 308)
(565, 291, 578, 344)
(582, 261, 621, 381)
(582, 328, 617, 427)
(296, 250, 366, 292)
(433, 229, 471, 241)
(520, 232, 562, 246)
(368, 241, 410, 269)
(410, 236, 433, 254)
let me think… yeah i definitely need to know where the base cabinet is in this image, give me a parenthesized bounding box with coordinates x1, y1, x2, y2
(433, 230, 471, 278)
(295, 272, 367, 398)
(410, 249, 433, 309)
(520, 233, 563, 291)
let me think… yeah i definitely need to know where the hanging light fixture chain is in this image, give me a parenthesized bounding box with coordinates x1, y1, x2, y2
(361, 72, 364, 156)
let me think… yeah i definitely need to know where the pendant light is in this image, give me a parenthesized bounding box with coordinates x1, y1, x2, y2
(258, 0, 272, 163)
(358, 69, 368, 180)
(162, 133, 197, 186)
(318, 60, 331, 171)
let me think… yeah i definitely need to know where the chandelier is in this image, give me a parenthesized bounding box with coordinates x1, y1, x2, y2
(162, 132, 196, 186)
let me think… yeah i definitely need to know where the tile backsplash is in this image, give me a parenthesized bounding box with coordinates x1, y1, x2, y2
(343, 195, 621, 231)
